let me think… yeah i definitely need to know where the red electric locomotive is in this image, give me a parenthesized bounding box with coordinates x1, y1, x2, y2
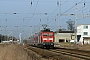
(30, 29, 54, 48)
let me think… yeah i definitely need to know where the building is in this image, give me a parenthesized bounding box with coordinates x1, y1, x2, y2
(54, 31, 75, 43)
(77, 24, 90, 44)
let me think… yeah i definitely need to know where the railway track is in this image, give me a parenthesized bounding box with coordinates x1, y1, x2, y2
(25, 46, 71, 60)
(48, 47, 90, 60)
(25, 46, 90, 60)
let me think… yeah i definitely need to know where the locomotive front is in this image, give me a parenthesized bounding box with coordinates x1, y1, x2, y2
(41, 31, 54, 48)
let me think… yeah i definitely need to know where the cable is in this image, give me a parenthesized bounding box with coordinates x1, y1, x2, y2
(47, 0, 70, 18)
(46, 0, 85, 31)
(62, 0, 83, 14)
(17, 0, 40, 33)
(24, 0, 39, 26)
(35, 0, 71, 30)
(42, 0, 69, 27)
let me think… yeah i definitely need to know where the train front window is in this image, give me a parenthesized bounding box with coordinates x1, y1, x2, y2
(43, 33, 48, 36)
(48, 33, 53, 36)
(43, 33, 53, 36)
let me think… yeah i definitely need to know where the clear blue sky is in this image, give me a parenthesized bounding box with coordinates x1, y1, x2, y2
(0, 0, 90, 38)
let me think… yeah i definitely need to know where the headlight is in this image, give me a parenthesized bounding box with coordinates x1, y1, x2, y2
(43, 43, 45, 45)
(51, 43, 54, 45)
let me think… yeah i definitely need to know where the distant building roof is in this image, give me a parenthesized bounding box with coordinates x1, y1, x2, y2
(55, 31, 74, 33)
(78, 24, 90, 26)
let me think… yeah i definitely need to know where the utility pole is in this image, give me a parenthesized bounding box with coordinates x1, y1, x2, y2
(75, 3, 77, 43)
(19, 33, 22, 44)
(57, 0, 60, 30)
(30, 26, 32, 36)
(57, 14, 59, 29)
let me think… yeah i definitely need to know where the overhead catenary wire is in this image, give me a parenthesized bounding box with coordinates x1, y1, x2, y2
(16, 0, 40, 34)
(41, 0, 70, 26)
(0, 0, 90, 38)
(6, 0, 39, 32)
(45, 0, 72, 24)
(24, 0, 39, 26)
(45, 0, 87, 31)
(19, 0, 33, 27)
(61, 0, 83, 15)
(36, 0, 77, 30)
(38, 0, 70, 30)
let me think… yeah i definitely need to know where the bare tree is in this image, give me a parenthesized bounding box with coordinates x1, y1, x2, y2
(66, 19, 75, 31)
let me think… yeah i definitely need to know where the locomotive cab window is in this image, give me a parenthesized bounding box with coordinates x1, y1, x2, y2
(48, 33, 53, 36)
(43, 33, 53, 36)
(43, 33, 48, 36)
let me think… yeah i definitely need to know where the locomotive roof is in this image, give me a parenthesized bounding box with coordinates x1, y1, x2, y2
(40, 29, 53, 32)
(41, 30, 53, 32)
